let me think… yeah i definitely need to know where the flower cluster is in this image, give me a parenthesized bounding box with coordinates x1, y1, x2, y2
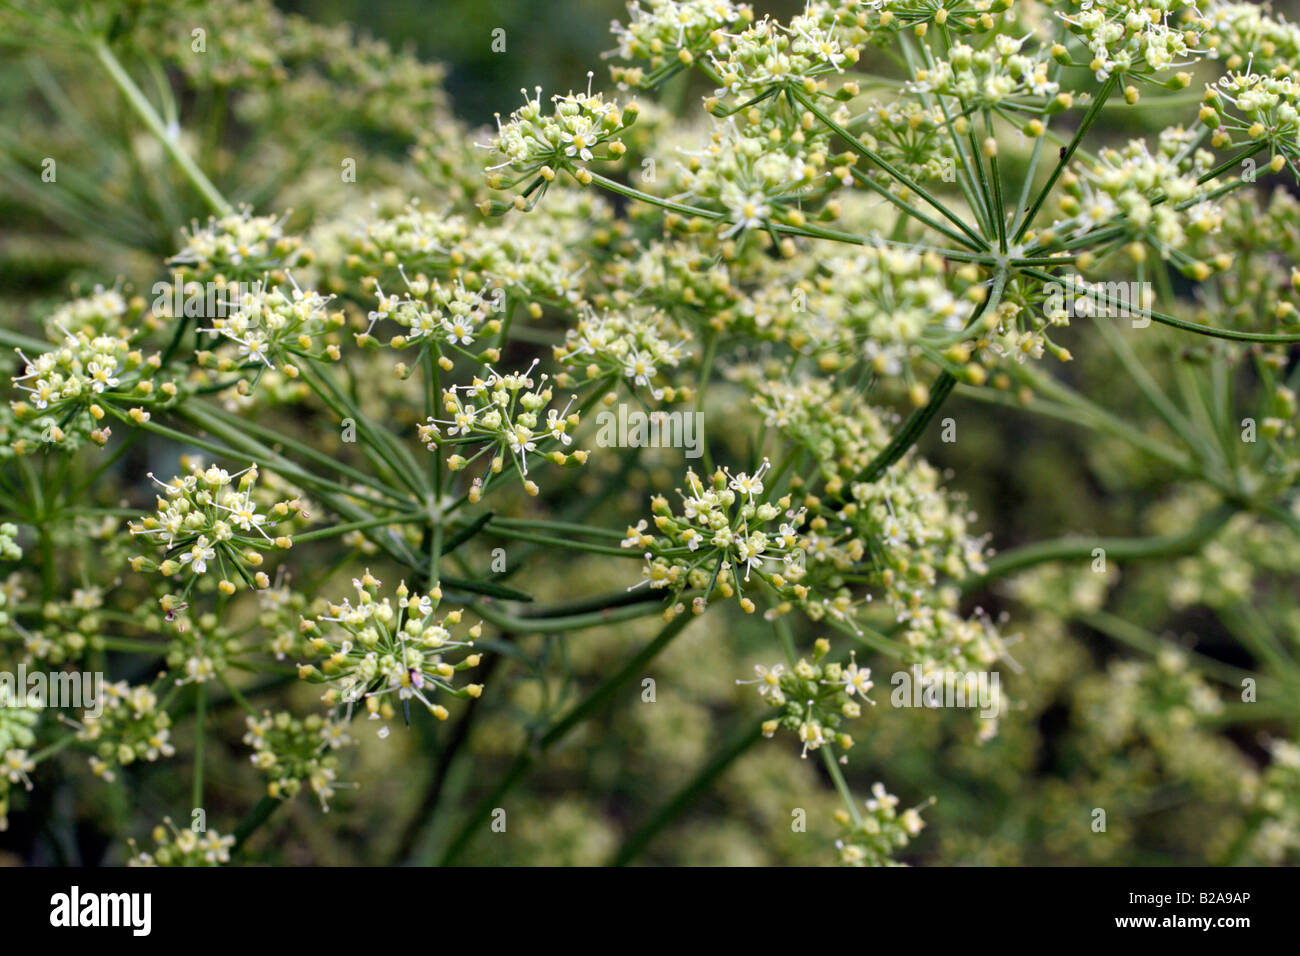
(20, 585, 109, 665)
(1075, 649, 1224, 760)
(1035, 131, 1228, 279)
(609, 0, 755, 89)
(484, 76, 634, 190)
(297, 571, 483, 723)
(0, 523, 19, 562)
(243, 710, 353, 810)
(856, 99, 959, 184)
(256, 574, 314, 661)
(76, 682, 175, 782)
(705, 10, 862, 98)
(834, 782, 930, 866)
(10, 323, 167, 446)
(1202, 71, 1300, 175)
(914, 35, 1059, 106)
(0, 747, 35, 833)
(744, 640, 873, 758)
(41, 287, 135, 339)
(666, 116, 841, 239)
(1242, 738, 1300, 863)
(612, 239, 740, 321)
(624, 463, 807, 613)
(797, 247, 975, 370)
(1204, 2, 1300, 75)
(0, 684, 40, 831)
(128, 461, 305, 599)
(745, 376, 1005, 671)
(170, 208, 307, 283)
(1057, 0, 1206, 83)
(554, 307, 688, 398)
(197, 279, 342, 373)
(339, 204, 471, 278)
(128, 818, 236, 866)
(362, 270, 499, 354)
(421, 362, 586, 496)
(164, 611, 245, 686)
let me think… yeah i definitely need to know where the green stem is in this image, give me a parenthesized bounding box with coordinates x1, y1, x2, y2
(435, 611, 696, 864)
(487, 516, 624, 539)
(847, 268, 1006, 487)
(853, 370, 957, 485)
(1078, 610, 1262, 689)
(292, 512, 426, 543)
(1092, 317, 1225, 473)
(608, 717, 766, 866)
(232, 795, 281, 852)
(1013, 75, 1117, 244)
(1021, 267, 1300, 343)
(955, 382, 1193, 474)
(483, 528, 636, 557)
(792, 87, 989, 250)
(962, 504, 1237, 592)
(192, 683, 206, 811)
(472, 595, 677, 636)
(93, 41, 230, 214)
(821, 745, 863, 828)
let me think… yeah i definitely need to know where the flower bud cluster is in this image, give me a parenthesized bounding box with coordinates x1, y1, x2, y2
(421, 362, 586, 495)
(485, 77, 634, 189)
(297, 571, 484, 722)
(834, 782, 930, 866)
(1057, 0, 1206, 82)
(745, 640, 873, 758)
(170, 208, 307, 283)
(76, 682, 175, 782)
(913, 35, 1058, 105)
(609, 0, 755, 88)
(10, 315, 169, 446)
(0, 684, 39, 832)
(243, 709, 353, 810)
(624, 462, 808, 612)
(198, 279, 342, 373)
(128, 818, 236, 866)
(128, 460, 306, 596)
(554, 307, 688, 399)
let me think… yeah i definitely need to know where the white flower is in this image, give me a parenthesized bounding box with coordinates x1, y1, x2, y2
(179, 537, 216, 575)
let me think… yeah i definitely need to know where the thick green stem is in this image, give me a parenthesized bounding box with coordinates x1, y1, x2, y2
(232, 795, 281, 852)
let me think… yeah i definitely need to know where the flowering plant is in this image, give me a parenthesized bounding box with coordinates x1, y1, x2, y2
(3, 0, 1300, 867)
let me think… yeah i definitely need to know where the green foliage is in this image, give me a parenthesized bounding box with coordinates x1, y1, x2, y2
(2, 0, 1300, 867)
